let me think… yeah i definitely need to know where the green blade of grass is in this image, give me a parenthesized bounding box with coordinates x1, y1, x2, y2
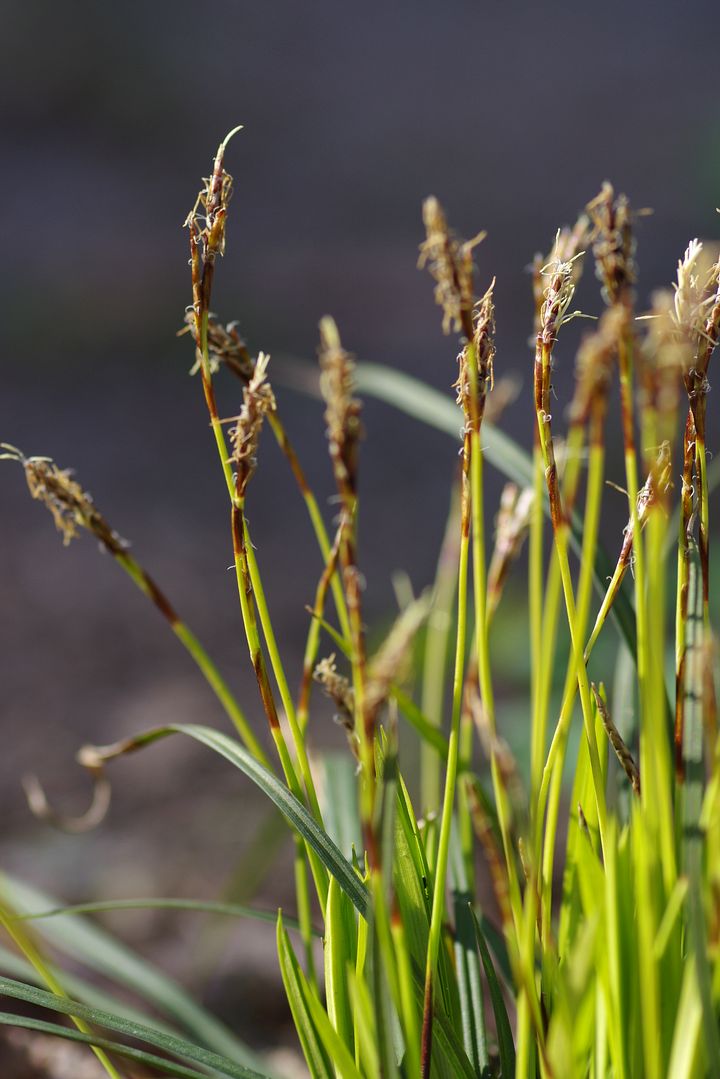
(16, 897, 312, 935)
(680, 541, 720, 1071)
(470, 908, 516, 1078)
(318, 752, 362, 858)
(450, 827, 488, 1076)
(276, 914, 334, 1079)
(0, 976, 269, 1079)
(0, 944, 180, 1039)
(1, 874, 263, 1069)
(79, 725, 370, 918)
(0, 1011, 231, 1079)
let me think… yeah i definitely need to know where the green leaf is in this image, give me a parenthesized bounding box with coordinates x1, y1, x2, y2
(82, 725, 370, 918)
(324, 876, 357, 1054)
(471, 909, 515, 1078)
(0, 1011, 226, 1079)
(276, 914, 333, 1079)
(450, 828, 488, 1076)
(680, 541, 720, 1071)
(1, 874, 262, 1069)
(0, 976, 269, 1079)
(319, 752, 362, 858)
(17, 897, 312, 934)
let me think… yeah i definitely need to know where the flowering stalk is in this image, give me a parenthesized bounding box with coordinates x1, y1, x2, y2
(534, 249, 608, 853)
(0, 446, 268, 766)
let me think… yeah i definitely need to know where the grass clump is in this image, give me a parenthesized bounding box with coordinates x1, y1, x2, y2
(2, 132, 720, 1079)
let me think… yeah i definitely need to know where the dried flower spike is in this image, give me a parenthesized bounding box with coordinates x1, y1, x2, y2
(318, 316, 362, 498)
(313, 654, 356, 744)
(455, 279, 497, 427)
(419, 196, 485, 337)
(586, 181, 636, 303)
(1, 445, 126, 553)
(487, 483, 534, 618)
(228, 352, 275, 498)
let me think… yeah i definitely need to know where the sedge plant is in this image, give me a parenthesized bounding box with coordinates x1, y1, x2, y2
(1, 133, 720, 1079)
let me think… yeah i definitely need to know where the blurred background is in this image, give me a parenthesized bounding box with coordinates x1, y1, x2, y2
(1, 0, 719, 1062)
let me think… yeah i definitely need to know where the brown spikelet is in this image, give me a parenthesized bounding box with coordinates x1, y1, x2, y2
(313, 653, 357, 750)
(538, 249, 584, 349)
(455, 279, 496, 429)
(228, 353, 275, 498)
(365, 594, 430, 728)
(184, 128, 241, 267)
(591, 684, 640, 796)
(586, 182, 636, 303)
(182, 310, 256, 381)
(318, 317, 362, 498)
(487, 483, 534, 619)
(2, 446, 126, 553)
(419, 196, 485, 338)
(570, 305, 628, 425)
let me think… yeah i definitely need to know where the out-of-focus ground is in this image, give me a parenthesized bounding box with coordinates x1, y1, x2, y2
(1, 0, 720, 1062)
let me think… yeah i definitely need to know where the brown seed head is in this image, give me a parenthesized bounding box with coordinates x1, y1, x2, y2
(228, 352, 275, 497)
(587, 181, 636, 303)
(365, 594, 430, 725)
(487, 484, 534, 617)
(318, 317, 362, 497)
(313, 654, 357, 747)
(455, 279, 496, 424)
(672, 240, 720, 375)
(538, 249, 584, 347)
(183, 311, 255, 381)
(570, 304, 627, 424)
(419, 196, 485, 336)
(184, 128, 242, 267)
(2, 446, 126, 553)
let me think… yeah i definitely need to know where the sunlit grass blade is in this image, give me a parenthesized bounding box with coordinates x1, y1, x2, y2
(0, 975, 269, 1079)
(470, 908, 515, 1078)
(276, 913, 333, 1079)
(450, 827, 488, 1075)
(17, 897, 312, 934)
(79, 725, 369, 917)
(2, 874, 262, 1067)
(318, 752, 362, 858)
(0, 1011, 233, 1079)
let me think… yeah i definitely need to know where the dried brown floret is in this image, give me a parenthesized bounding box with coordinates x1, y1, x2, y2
(419, 196, 485, 337)
(184, 127, 242, 267)
(569, 305, 627, 424)
(2, 446, 126, 553)
(455, 280, 497, 428)
(318, 317, 362, 498)
(538, 250, 585, 349)
(365, 594, 430, 726)
(487, 483, 534, 619)
(313, 654, 356, 744)
(182, 310, 255, 380)
(586, 181, 636, 303)
(591, 684, 640, 796)
(228, 352, 275, 498)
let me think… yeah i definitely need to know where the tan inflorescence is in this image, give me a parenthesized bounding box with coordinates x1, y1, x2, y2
(418, 196, 485, 336)
(4, 448, 126, 553)
(228, 352, 275, 498)
(586, 181, 636, 303)
(318, 317, 362, 498)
